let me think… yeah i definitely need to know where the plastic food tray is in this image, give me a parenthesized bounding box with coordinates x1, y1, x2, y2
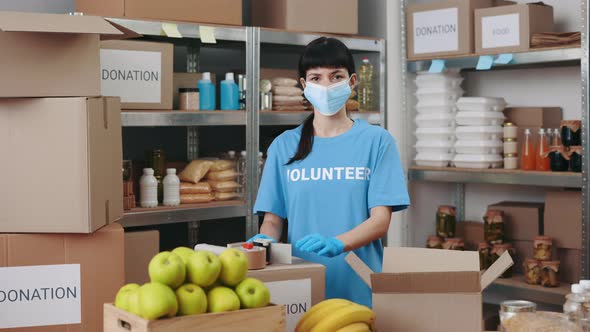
(416, 88, 464, 105)
(415, 127, 456, 141)
(455, 111, 505, 126)
(416, 140, 454, 154)
(453, 154, 503, 169)
(415, 104, 457, 114)
(415, 76, 464, 89)
(454, 139, 503, 155)
(415, 113, 455, 128)
(456, 97, 507, 112)
(455, 126, 503, 140)
(415, 153, 454, 168)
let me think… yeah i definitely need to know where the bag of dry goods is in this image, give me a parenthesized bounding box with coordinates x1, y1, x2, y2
(274, 95, 305, 102)
(206, 169, 239, 181)
(180, 182, 212, 194)
(180, 194, 215, 204)
(210, 159, 236, 172)
(272, 86, 303, 96)
(271, 77, 298, 87)
(179, 160, 214, 184)
(214, 192, 240, 201)
(209, 181, 240, 193)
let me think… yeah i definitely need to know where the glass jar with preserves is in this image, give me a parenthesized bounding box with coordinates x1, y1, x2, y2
(499, 300, 537, 330)
(478, 242, 491, 270)
(436, 205, 456, 238)
(503, 122, 518, 140)
(533, 236, 553, 261)
(426, 235, 443, 249)
(442, 238, 464, 251)
(492, 244, 515, 278)
(561, 120, 581, 147)
(549, 145, 570, 172)
(484, 210, 505, 244)
(523, 259, 541, 285)
(540, 261, 560, 288)
(569, 146, 582, 173)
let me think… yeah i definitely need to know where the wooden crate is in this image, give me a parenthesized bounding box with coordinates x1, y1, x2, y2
(104, 303, 286, 332)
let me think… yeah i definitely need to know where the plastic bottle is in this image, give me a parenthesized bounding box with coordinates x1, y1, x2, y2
(564, 284, 586, 328)
(163, 168, 180, 207)
(553, 128, 562, 146)
(535, 128, 551, 171)
(140, 168, 158, 208)
(220, 72, 239, 110)
(358, 57, 374, 112)
(521, 128, 536, 170)
(198, 72, 216, 110)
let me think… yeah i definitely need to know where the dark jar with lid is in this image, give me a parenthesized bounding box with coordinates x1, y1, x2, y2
(478, 243, 491, 271)
(484, 210, 505, 244)
(426, 236, 443, 249)
(561, 120, 581, 147)
(492, 244, 515, 278)
(442, 238, 464, 251)
(549, 146, 570, 172)
(569, 146, 582, 173)
(540, 261, 560, 288)
(436, 206, 456, 238)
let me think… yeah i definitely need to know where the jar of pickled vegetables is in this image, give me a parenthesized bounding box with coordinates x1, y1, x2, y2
(492, 244, 515, 278)
(569, 146, 582, 173)
(478, 242, 491, 271)
(436, 206, 456, 238)
(523, 259, 541, 285)
(442, 238, 464, 251)
(549, 145, 570, 172)
(561, 120, 581, 147)
(426, 236, 443, 249)
(484, 210, 505, 244)
(533, 236, 553, 261)
(540, 261, 560, 288)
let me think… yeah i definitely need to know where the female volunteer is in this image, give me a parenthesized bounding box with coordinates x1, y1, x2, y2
(250, 37, 410, 307)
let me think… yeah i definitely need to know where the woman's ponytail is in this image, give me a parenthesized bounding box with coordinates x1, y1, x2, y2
(286, 113, 314, 165)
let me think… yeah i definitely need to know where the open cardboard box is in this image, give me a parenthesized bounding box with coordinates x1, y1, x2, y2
(346, 248, 513, 332)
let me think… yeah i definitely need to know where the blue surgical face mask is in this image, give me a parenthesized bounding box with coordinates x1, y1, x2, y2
(304, 78, 352, 116)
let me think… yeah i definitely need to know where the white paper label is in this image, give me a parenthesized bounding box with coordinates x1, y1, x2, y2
(413, 8, 459, 54)
(482, 13, 521, 49)
(265, 279, 312, 332)
(100, 49, 162, 104)
(0, 264, 81, 329)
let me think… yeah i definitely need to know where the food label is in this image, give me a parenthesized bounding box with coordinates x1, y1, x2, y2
(482, 13, 521, 49)
(413, 8, 459, 54)
(101, 49, 162, 103)
(0, 264, 81, 328)
(264, 279, 312, 332)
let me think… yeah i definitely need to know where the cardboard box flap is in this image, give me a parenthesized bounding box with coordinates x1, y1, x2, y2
(383, 247, 479, 273)
(345, 252, 374, 288)
(102, 20, 143, 40)
(481, 251, 514, 290)
(371, 271, 481, 294)
(0, 11, 122, 35)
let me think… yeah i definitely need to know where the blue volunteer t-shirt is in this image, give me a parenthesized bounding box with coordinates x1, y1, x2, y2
(253, 119, 410, 307)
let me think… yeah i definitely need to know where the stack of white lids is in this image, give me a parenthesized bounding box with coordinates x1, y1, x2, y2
(414, 72, 464, 168)
(453, 97, 507, 169)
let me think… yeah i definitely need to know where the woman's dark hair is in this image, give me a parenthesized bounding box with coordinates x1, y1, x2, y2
(286, 37, 356, 165)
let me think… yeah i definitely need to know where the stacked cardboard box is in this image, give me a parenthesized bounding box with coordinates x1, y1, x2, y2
(0, 12, 127, 332)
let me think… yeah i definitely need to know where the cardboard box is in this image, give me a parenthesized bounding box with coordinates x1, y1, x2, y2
(76, 0, 242, 26)
(101, 40, 173, 110)
(512, 240, 534, 274)
(504, 107, 562, 147)
(0, 97, 123, 233)
(104, 303, 284, 332)
(260, 68, 299, 81)
(558, 248, 581, 284)
(0, 223, 125, 331)
(252, 0, 358, 35)
(475, 3, 554, 55)
(407, 0, 494, 59)
(247, 258, 325, 332)
(172, 73, 217, 110)
(545, 191, 582, 249)
(488, 202, 544, 241)
(457, 221, 485, 250)
(346, 248, 512, 332)
(124, 230, 159, 284)
(0, 11, 121, 97)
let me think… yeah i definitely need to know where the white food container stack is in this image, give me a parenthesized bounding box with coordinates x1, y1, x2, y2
(413, 71, 463, 168)
(453, 97, 507, 169)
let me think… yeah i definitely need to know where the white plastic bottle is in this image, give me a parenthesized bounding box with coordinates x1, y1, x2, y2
(140, 168, 158, 208)
(163, 168, 180, 207)
(564, 283, 586, 328)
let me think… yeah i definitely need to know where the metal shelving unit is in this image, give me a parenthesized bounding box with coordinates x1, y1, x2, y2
(400, 0, 589, 305)
(121, 111, 247, 127)
(259, 111, 381, 126)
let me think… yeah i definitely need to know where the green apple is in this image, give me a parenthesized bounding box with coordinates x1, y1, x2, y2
(148, 251, 186, 289)
(175, 283, 207, 316)
(186, 251, 221, 288)
(235, 278, 270, 309)
(207, 286, 240, 313)
(114, 283, 141, 312)
(218, 248, 248, 287)
(172, 247, 195, 265)
(127, 288, 141, 316)
(138, 283, 178, 320)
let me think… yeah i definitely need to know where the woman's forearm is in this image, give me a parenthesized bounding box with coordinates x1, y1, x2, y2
(336, 206, 392, 251)
(260, 212, 284, 241)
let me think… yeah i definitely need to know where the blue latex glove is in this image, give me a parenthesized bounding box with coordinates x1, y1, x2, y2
(247, 233, 277, 243)
(295, 234, 345, 257)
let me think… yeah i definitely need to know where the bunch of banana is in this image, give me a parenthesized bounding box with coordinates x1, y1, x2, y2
(295, 298, 376, 332)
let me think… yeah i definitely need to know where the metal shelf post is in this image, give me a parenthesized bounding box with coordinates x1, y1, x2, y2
(581, 0, 589, 278)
